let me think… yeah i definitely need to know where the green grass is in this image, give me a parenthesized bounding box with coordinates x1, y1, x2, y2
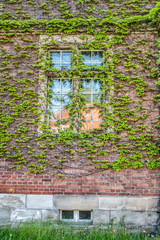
(0, 221, 159, 240)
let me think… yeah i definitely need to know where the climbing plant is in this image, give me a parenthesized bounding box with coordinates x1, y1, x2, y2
(0, 0, 159, 176)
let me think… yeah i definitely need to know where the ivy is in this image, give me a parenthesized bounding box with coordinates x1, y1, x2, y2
(0, 0, 159, 176)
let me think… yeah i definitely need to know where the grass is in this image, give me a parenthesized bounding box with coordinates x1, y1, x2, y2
(0, 221, 159, 240)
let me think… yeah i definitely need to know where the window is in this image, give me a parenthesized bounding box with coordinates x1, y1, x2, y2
(51, 51, 72, 70)
(49, 50, 103, 133)
(60, 210, 92, 222)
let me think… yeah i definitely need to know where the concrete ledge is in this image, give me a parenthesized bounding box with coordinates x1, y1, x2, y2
(53, 195, 99, 210)
(0, 194, 25, 209)
(27, 195, 53, 209)
(125, 197, 147, 211)
(99, 196, 125, 210)
(99, 196, 159, 211)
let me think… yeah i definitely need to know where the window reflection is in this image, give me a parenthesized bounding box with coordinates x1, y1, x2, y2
(50, 50, 103, 132)
(51, 51, 72, 70)
(81, 51, 103, 67)
(50, 79, 72, 133)
(50, 78, 102, 132)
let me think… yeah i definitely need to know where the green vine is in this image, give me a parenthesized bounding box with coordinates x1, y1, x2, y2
(0, 0, 159, 176)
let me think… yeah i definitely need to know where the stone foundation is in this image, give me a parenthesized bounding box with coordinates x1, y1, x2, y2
(0, 194, 159, 228)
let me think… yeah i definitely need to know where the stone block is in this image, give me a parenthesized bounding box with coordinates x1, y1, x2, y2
(0, 209, 10, 225)
(27, 195, 53, 209)
(11, 209, 41, 222)
(125, 197, 147, 211)
(93, 210, 110, 224)
(99, 196, 125, 210)
(42, 209, 59, 221)
(110, 210, 147, 226)
(0, 194, 25, 209)
(53, 195, 98, 210)
(147, 198, 159, 211)
(147, 211, 159, 225)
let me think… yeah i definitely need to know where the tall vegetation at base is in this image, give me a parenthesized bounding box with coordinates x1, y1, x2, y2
(0, 221, 159, 240)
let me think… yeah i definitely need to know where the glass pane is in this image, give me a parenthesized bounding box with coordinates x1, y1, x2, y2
(62, 211, 73, 219)
(92, 107, 101, 120)
(83, 94, 91, 103)
(81, 51, 91, 61)
(84, 61, 92, 66)
(61, 63, 71, 70)
(92, 61, 102, 66)
(51, 94, 61, 105)
(81, 121, 91, 131)
(81, 79, 91, 92)
(79, 211, 91, 220)
(62, 52, 72, 61)
(93, 94, 101, 103)
(82, 108, 91, 120)
(61, 94, 70, 105)
(50, 108, 61, 120)
(93, 79, 101, 91)
(52, 80, 60, 93)
(51, 52, 60, 61)
(50, 121, 59, 133)
(53, 63, 61, 69)
(62, 79, 72, 92)
(61, 109, 69, 120)
(92, 51, 103, 61)
(92, 121, 102, 129)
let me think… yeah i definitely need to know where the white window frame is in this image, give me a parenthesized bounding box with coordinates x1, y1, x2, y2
(38, 34, 114, 134)
(60, 210, 93, 223)
(49, 77, 103, 132)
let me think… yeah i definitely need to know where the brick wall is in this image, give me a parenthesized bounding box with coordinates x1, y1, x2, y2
(0, 168, 159, 196)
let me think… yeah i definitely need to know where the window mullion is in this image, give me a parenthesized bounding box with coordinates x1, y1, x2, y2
(75, 210, 78, 222)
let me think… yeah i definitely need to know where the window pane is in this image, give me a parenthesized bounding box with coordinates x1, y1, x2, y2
(51, 52, 60, 61)
(82, 108, 91, 120)
(53, 63, 61, 69)
(83, 94, 91, 103)
(51, 79, 60, 93)
(92, 61, 102, 65)
(51, 108, 61, 120)
(62, 52, 72, 61)
(93, 79, 101, 91)
(81, 51, 103, 67)
(81, 79, 91, 92)
(93, 94, 101, 103)
(51, 51, 72, 70)
(92, 107, 101, 120)
(61, 63, 71, 70)
(61, 109, 69, 120)
(62, 79, 72, 92)
(79, 211, 91, 220)
(81, 121, 91, 131)
(81, 51, 91, 61)
(50, 121, 59, 133)
(51, 94, 62, 105)
(92, 121, 102, 129)
(62, 211, 74, 219)
(92, 51, 103, 61)
(61, 94, 71, 105)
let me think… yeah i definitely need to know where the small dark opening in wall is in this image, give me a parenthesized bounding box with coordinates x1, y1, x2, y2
(62, 210, 73, 219)
(79, 211, 91, 220)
